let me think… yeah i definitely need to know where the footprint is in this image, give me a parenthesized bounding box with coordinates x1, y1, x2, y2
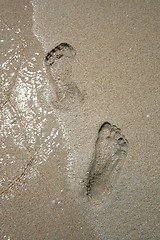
(45, 43, 84, 110)
(84, 122, 128, 201)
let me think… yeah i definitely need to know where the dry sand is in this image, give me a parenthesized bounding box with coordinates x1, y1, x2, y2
(0, 0, 160, 239)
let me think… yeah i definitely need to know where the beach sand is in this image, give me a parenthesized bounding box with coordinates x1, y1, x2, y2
(0, 0, 160, 239)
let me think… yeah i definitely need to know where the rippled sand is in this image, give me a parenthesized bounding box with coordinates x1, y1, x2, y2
(1, 1, 160, 239)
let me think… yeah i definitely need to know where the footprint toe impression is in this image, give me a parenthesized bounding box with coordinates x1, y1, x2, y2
(45, 43, 76, 66)
(85, 122, 128, 201)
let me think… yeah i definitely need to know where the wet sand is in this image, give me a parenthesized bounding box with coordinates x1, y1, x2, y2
(1, 0, 160, 239)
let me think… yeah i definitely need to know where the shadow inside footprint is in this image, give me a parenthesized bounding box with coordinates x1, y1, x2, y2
(84, 122, 128, 202)
(45, 43, 84, 110)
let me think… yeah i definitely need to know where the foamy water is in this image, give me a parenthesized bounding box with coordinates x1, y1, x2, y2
(0, 16, 62, 198)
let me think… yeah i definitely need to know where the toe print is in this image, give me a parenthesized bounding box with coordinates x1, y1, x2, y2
(85, 122, 128, 201)
(45, 43, 76, 65)
(45, 43, 84, 110)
